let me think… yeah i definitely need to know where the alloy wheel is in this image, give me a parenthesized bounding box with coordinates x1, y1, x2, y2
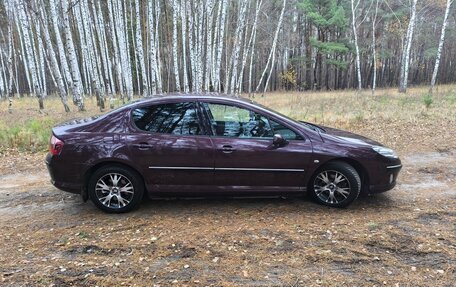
(95, 173, 135, 209)
(313, 170, 351, 205)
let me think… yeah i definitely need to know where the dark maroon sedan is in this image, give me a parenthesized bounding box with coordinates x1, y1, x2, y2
(46, 94, 402, 213)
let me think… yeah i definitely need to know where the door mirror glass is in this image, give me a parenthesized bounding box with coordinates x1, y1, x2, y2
(272, 134, 287, 147)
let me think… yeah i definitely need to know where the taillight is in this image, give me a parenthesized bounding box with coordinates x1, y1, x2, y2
(49, 135, 64, 155)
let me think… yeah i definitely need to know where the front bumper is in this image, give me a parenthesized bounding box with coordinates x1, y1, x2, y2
(368, 163, 402, 193)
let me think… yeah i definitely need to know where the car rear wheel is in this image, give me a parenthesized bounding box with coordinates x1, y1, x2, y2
(310, 161, 361, 208)
(88, 165, 144, 213)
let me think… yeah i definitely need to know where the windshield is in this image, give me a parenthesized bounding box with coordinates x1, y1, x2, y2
(248, 99, 326, 133)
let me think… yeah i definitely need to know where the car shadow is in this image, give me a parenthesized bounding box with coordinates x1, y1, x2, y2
(130, 192, 397, 216)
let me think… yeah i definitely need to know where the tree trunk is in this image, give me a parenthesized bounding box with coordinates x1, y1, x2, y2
(351, 0, 362, 90)
(62, 0, 84, 110)
(255, 0, 287, 93)
(135, 0, 149, 96)
(39, 0, 70, 112)
(372, 0, 379, 95)
(180, 0, 189, 92)
(430, 0, 453, 93)
(170, 0, 181, 92)
(399, 0, 418, 93)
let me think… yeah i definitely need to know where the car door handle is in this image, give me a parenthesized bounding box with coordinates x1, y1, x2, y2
(133, 142, 153, 150)
(221, 145, 236, 153)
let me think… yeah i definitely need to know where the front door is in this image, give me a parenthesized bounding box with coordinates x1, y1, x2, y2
(201, 102, 312, 193)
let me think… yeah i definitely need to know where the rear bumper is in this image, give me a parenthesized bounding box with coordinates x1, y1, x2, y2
(368, 164, 402, 193)
(46, 153, 81, 194)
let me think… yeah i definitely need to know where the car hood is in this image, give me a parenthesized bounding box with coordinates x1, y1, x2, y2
(300, 121, 383, 147)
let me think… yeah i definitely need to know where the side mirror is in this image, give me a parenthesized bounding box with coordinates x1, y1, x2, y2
(272, 134, 288, 147)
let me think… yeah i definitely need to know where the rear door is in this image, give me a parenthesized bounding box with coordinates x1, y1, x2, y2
(200, 101, 312, 193)
(126, 101, 214, 192)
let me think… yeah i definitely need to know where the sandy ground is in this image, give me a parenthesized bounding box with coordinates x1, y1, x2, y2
(0, 146, 455, 287)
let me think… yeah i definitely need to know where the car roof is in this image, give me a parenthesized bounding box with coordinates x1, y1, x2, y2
(138, 92, 255, 105)
(111, 93, 258, 115)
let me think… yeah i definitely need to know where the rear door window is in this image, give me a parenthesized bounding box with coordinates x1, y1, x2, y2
(132, 102, 202, 136)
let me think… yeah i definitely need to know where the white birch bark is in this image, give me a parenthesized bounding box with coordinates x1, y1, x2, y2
(430, 0, 453, 92)
(255, 0, 287, 93)
(13, 5, 31, 94)
(6, 0, 14, 112)
(186, 1, 196, 91)
(241, 0, 262, 94)
(108, 0, 124, 101)
(180, 0, 189, 92)
(211, 0, 222, 89)
(214, 0, 228, 92)
(399, 0, 418, 93)
(351, 0, 362, 90)
(154, 0, 163, 93)
(80, 0, 102, 95)
(195, 1, 204, 91)
(204, 0, 215, 91)
(372, 0, 379, 95)
(228, 0, 249, 94)
(135, 0, 149, 96)
(148, 0, 158, 95)
(94, 0, 115, 95)
(62, 0, 84, 110)
(129, 0, 139, 95)
(49, 0, 72, 92)
(171, 0, 181, 91)
(73, 1, 90, 94)
(0, 47, 5, 97)
(18, 0, 43, 108)
(38, 0, 70, 112)
(115, 0, 133, 101)
(33, 11, 47, 97)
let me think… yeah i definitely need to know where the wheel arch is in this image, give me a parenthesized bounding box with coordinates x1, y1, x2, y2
(311, 157, 369, 193)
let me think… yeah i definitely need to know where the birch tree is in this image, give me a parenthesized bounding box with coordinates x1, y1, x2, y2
(227, 0, 248, 94)
(62, 0, 84, 110)
(135, 0, 148, 96)
(49, 0, 72, 92)
(241, 0, 262, 95)
(213, 0, 228, 92)
(170, 0, 181, 92)
(255, 0, 287, 93)
(148, 0, 159, 94)
(351, 0, 362, 90)
(18, 0, 44, 109)
(430, 0, 453, 93)
(371, 0, 380, 95)
(38, 0, 70, 112)
(180, 0, 189, 92)
(399, 0, 418, 93)
(6, 0, 14, 112)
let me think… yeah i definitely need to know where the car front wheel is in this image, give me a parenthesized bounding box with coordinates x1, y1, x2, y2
(310, 161, 361, 208)
(88, 165, 144, 213)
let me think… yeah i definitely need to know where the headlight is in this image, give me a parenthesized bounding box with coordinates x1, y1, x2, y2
(372, 145, 398, 158)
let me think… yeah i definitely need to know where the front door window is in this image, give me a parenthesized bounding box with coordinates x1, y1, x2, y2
(202, 103, 274, 138)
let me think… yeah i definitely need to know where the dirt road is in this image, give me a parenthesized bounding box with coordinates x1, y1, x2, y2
(0, 150, 455, 286)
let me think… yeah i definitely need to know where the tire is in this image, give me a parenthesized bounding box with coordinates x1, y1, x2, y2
(309, 161, 361, 208)
(88, 165, 144, 213)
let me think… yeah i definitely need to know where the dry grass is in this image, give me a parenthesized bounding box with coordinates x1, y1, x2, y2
(252, 85, 456, 154)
